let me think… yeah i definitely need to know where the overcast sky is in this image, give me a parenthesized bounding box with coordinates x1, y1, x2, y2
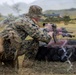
(0, 0, 37, 5)
(0, 0, 76, 6)
(0, 0, 76, 9)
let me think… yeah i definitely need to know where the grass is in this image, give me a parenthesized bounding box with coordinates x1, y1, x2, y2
(1, 60, 76, 75)
(0, 22, 76, 75)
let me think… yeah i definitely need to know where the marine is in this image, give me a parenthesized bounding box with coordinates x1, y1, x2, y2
(0, 5, 52, 68)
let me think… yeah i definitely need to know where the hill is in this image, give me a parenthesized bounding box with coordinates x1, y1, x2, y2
(43, 8, 76, 16)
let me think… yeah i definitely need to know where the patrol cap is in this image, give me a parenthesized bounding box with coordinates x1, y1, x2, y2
(28, 5, 42, 17)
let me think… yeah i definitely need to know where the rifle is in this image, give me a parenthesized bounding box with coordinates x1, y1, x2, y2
(62, 33, 75, 38)
(62, 30, 73, 34)
(61, 28, 73, 33)
(61, 28, 75, 38)
(51, 24, 75, 42)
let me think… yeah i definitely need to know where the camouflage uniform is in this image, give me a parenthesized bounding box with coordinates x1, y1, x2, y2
(0, 5, 51, 67)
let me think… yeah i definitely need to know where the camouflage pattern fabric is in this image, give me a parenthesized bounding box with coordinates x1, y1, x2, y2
(13, 15, 51, 61)
(13, 16, 51, 43)
(28, 5, 42, 17)
(19, 39, 39, 59)
(0, 12, 51, 64)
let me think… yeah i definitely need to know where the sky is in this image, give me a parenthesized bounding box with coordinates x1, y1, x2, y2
(0, 0, 37, 5)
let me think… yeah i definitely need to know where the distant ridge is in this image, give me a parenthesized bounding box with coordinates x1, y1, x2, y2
(43, 8, 76, 16)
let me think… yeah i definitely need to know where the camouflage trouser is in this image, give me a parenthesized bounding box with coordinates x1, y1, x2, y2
(21, 39, 39, 67)
(22, 39, 39, 60)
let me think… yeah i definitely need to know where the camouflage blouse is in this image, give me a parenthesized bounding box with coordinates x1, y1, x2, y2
(2, 15, 51, 44)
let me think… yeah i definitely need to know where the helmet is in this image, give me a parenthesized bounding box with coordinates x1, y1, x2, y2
(28, 5, 42, 17)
